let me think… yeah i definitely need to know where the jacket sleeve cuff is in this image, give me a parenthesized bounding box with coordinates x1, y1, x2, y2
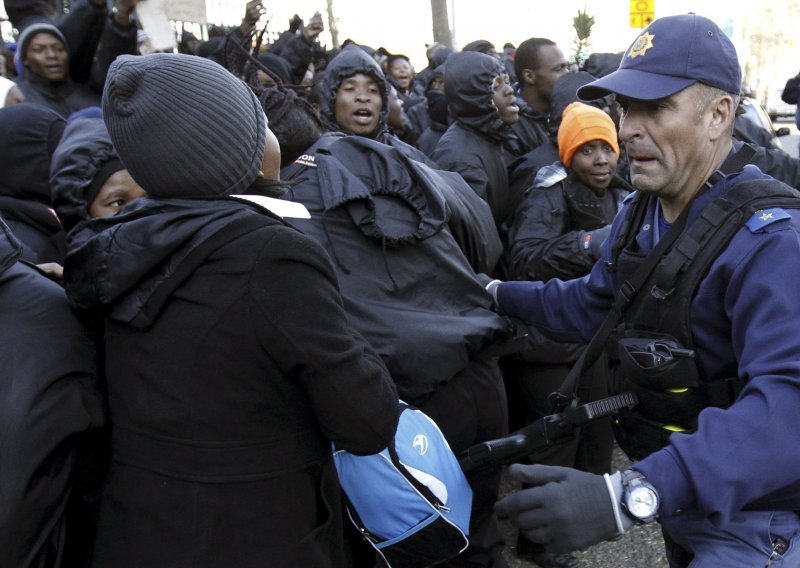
(634, 447, 695, 518)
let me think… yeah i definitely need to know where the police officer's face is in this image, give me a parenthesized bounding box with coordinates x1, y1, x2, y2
(334, 73, 383, 136)
(617, 84, 719, 206)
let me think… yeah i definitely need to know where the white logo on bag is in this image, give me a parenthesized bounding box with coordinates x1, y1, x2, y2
(413, 434, 429, 455)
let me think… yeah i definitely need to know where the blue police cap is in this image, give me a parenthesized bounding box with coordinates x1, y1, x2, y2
(578, 14, 741, 101)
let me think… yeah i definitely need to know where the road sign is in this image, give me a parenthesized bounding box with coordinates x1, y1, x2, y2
(630, 0, 654, 28)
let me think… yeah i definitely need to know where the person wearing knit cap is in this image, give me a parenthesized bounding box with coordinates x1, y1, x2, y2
(13, 1, 139, 118)
(557, 101, 620, 171)
(494, 14, 800, 567)
(508, 71, 615, 209)
(501, 101, 628, 568)
(62, 52, 399, 567)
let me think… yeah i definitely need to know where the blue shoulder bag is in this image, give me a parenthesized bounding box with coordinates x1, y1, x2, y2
(333, 401, 472, 566)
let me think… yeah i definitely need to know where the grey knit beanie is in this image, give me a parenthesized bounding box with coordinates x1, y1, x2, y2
(17, 19, 68, 57)
(102, 53, 267, 198)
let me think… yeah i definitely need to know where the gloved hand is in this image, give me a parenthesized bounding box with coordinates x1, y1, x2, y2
(579, 225, 613, 260)
(495, 464, 621, 553)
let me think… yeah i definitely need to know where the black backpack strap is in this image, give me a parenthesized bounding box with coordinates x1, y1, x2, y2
(651, 178, 800, 298)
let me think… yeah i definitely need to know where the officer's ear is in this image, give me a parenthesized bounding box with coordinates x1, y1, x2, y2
(708, 93, 735, 141)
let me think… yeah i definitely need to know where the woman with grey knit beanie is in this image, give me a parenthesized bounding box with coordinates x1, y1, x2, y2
(63, 53, 399, 567)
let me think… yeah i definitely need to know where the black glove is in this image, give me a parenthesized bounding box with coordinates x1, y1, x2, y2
(579, 225, 612, 260)
(495, 464, 620, 553)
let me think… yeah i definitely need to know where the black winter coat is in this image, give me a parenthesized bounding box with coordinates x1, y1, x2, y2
(0, 104, 66, 263)
(282, 134, 512, 404)
(0, 218, 105, 568)
(511, 98, 549, 154)
(431, 52, 520, 233)
(506, 169, 631, 281)
(64, 198, 399, 568)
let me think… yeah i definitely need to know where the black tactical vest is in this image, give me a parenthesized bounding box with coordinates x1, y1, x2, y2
(606, 178, 800, 461)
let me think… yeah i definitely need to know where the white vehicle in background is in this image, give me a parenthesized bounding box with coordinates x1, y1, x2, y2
(766, 87, 797, 121)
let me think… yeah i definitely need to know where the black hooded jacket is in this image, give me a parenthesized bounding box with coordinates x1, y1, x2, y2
(282, 134, 511, 403)
(321, 44, 434, 163)
(430, 51, 519, 233)
(0, 104, 66, 263)
(50, 116, 117, 231)
(506, 170, 632, 281)
(15, 12, 137, 118)
(64, 197, 399, 566)
(0, 218, 105, 568)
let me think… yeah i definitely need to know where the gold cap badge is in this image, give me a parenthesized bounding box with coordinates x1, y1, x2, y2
(628, 33, 655, 59)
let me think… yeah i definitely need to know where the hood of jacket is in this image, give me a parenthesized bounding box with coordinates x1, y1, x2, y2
(50, 116, 118, 231)
(321, 45, 389, 138)
(0, 103, 66, 202)
(443, 51, 509, 140)
(315, 135, 447, 246)
(64, 197, 280, 328)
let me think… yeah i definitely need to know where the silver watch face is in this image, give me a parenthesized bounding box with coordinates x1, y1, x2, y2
(627, 486, 659, 518)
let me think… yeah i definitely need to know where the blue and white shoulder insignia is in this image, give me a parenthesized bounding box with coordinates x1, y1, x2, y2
(746, 208, 791, 233)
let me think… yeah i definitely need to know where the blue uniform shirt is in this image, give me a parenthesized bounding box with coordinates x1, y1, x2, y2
(496, 165, 800, 525)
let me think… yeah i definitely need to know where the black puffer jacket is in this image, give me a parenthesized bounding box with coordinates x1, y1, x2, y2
(0, 218, 105, 568)
(0, 104, 66, 263)
(283, 134, 512, 404)
(50, 116, 117, 231)
(431, 51, 519, 233)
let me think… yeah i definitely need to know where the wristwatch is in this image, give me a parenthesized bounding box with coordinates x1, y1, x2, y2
(620, 469, 660, 524)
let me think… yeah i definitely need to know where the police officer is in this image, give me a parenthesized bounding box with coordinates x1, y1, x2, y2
(491, 14, 800, 567)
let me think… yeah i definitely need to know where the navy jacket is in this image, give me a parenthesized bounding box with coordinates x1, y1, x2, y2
(496, 166, 800, 526)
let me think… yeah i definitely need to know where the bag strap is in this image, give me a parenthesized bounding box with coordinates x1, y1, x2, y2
(549, 145, 757, 411)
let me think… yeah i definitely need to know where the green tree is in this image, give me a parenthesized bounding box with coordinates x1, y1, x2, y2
(570, 8, 595, 67)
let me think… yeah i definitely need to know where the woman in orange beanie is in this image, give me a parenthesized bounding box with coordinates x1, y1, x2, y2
(506, 101, 631, 282)
(500, 102, 632, 490)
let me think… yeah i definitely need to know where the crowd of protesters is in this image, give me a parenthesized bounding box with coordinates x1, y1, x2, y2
(3, 1, 800, 568)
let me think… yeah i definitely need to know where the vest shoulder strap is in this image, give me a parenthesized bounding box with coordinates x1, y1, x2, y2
(651, 178, 800, 298)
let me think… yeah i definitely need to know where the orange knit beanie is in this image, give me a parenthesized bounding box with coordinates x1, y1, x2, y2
(557, 102, 620, 167)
